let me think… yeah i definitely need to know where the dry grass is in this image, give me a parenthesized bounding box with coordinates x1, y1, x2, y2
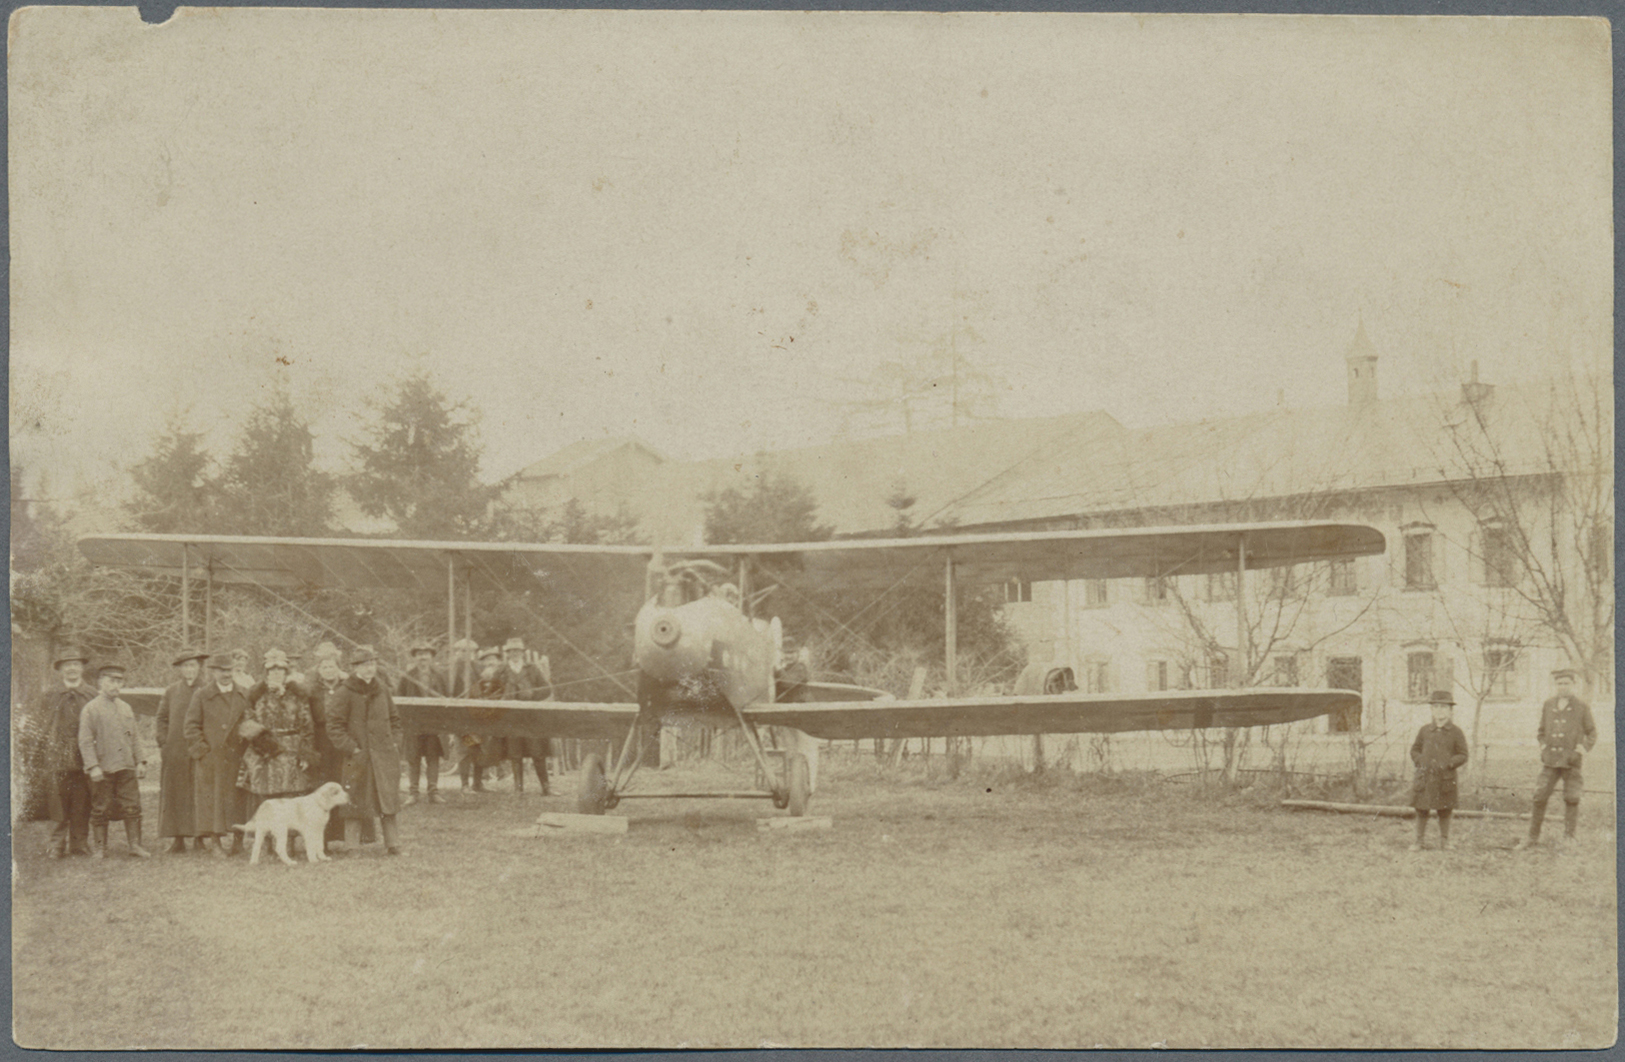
(12, 754, 1617, 1049)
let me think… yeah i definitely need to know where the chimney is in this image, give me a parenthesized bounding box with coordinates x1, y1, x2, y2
(1461, 359, 1495, 406)
(1344, 320, 1378, 410)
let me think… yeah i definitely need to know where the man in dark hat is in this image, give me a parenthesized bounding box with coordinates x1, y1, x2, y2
(329, 645, 405, 854)
(184, 653, 250, 856)
(155, 649, 209, 853)
(79, 664, 151, 858)
(397, 641, 450, 805)
(38, 648, 96, 857)
(1515, 668, 1597, 849)
(1409, 690, 1469, 851)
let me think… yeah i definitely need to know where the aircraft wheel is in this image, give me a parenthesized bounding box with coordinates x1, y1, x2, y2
(787, 753, 811, 817)
(577, 754, 609, 815)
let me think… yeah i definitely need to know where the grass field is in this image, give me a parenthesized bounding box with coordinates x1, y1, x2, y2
(11, 756, 1617, 1049)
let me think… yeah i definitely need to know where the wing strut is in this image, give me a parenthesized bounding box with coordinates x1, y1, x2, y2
(1235, 532, 1248, 684)
(944, 552, 958, 696)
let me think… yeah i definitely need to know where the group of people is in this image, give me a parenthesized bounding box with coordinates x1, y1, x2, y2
(35, 634, 558, 861)
(1407, 668, 1597, 852)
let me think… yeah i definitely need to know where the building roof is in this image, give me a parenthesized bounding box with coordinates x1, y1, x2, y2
(507, 437, 667, 484)
(940, 380, 1582, 529)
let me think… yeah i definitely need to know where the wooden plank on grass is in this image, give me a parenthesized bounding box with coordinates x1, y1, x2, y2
(758, 816, 833, 832)
(1282, 799, 1527, 820)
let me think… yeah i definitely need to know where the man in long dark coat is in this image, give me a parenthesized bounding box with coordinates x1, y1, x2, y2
(183, 654, 249, 857)
(397, 641, 450, 805)
(39, 648, 96, 858)
(329, 645, 404, 855)
(307, 646, 372, 849)
(155, 649, 208, 852)
(501, 637, 554, 796)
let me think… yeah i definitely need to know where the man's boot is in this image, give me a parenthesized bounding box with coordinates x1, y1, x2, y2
(165, 837, 187, 854)
(1564, 801, 1580, 840)
(45, 829, 66, 860)
(381, 814, 402, 855)
(90, 824, 108, 860)
(124, 818, 153, 859)
(1515, 796, 1549, 850)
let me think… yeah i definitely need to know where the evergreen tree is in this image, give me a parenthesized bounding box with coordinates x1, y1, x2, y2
(703, 468, 832, 544)
(348, 371, 494, 539)
(128, 419, 218, 533)
(217, 387, 335, 537)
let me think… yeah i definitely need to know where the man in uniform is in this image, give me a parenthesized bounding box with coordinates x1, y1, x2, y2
(397, 641, 450, 805)
(39, 648, 97, 858)
(1515, 667, 1598, 849)
(155, 649, 209, 852)
(501, 637, 554, 796)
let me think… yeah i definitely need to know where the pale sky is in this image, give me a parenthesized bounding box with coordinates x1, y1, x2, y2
(9, 10, 1612, 512)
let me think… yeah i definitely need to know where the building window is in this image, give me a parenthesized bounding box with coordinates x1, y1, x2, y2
(1404, 531, 1436, 590)
(1144, 575, 1172, 605)
(1147, 659, 1171, 692)
(1084, 659, 1111, 694)
(1083, 579, 1110, 609)
(1586, 519, 1613, 576)
(1481, 524, 1516, 588)
(1328, 558, 1358, 596)
(1407, 651, 1440, 700)
(1205, 571, 1236, 602)
(1207, 653, 1230, 690)
(1004, 577, 1033, 604)
(1483, 645, 1519, 699)
(1269, 654, 1299, 687)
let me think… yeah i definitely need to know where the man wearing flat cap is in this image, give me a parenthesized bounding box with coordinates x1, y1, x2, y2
(155, 649, 209, 853)
(329, 645, 405, 854)
(397, 641, 451, 805)
(1516, 668, 1598, 849)
(78, 664, 151, 858)
(184, 653, 250, 856)
(37, 648, 97, 857)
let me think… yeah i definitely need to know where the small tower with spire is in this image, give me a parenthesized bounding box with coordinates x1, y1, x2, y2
(1344, 320, 1378, 410)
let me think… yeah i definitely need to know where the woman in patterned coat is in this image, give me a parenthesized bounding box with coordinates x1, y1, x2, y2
(237, 649, 316, 821)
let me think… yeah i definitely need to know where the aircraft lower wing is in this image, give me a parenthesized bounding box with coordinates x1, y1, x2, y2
(123, 688, 1354, 743)
(742, 688, 1358, 741)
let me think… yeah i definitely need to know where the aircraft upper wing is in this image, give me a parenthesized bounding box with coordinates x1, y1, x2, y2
(744, 688, 1359, 740)
(78, 521, 1383, 594)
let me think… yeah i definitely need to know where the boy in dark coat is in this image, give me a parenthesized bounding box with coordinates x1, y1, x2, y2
(1410, 689, 1469, 851)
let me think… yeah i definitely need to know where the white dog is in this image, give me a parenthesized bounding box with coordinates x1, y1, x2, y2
(231, 781, 350, 865)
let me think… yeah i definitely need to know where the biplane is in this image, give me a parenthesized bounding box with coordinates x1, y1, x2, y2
(79, 521, 1383, 818)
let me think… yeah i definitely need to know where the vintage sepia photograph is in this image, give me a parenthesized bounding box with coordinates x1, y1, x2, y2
(9, 8, 1615, 1049)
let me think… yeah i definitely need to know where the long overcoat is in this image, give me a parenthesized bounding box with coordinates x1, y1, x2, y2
(329, 674, 403, 817)
(184, 681, 249, 834)
(39, 682, 95, 822)
(155, 676, 203, 837)
(1410, 721, 1469, 810)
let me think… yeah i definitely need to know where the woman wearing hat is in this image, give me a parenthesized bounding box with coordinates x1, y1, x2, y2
(237, 649, 317, 823)
(184, 653, 251, 856)
(1409, 689, 1469, 851)
(328, 645, 405, 854)
(155, 649, 209, 853)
